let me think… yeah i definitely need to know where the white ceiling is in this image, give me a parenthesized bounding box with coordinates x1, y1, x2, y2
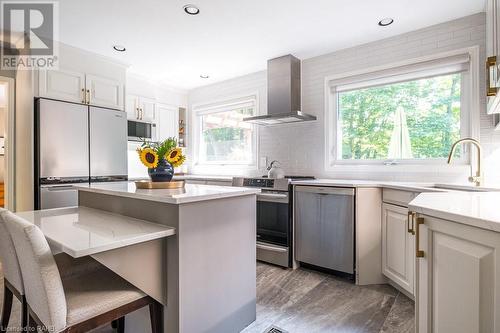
(58, 0, 486, 90)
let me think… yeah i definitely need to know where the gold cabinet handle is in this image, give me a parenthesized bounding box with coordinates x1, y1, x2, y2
(407, 211, 415, 235)
(81, 88, 85, 104)
(487, 56, 498, 97)
(416, 216, 425, 258)
(86, 89, 90, 104)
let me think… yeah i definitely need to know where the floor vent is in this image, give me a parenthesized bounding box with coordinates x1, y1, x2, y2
(264, 326, 288, 333)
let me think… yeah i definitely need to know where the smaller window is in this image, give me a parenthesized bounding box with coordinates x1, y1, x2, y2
(194, 96, 257, 166)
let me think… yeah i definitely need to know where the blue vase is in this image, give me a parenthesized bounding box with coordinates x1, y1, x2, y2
(148, 159, 174, 182)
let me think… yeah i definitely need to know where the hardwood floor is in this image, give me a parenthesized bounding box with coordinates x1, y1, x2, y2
(0, 262, 414, 333)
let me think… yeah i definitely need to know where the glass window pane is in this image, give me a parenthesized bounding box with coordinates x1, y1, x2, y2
(337, 73, 461, 160)
(200, 107, 254, 164)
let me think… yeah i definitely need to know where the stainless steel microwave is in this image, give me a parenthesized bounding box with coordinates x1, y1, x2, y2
(127, 120, 157, 142)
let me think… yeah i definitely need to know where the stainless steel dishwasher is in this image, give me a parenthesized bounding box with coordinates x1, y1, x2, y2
(294, 186, 355, 274)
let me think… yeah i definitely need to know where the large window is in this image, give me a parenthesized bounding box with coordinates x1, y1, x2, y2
(328, 52, 475, 166)
(195, 96, 257, 166)
(338, 73, 461, 160)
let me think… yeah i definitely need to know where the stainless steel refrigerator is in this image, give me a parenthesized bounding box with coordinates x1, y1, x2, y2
(34, 98, 128, 209)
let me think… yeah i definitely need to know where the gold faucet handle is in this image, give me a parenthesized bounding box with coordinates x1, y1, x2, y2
(468, 175, 483, 187)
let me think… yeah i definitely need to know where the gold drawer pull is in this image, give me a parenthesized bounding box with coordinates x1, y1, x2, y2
(416, 216, 424, 258)
(487, 56, 498, 97)
(407, 211, 415, 235)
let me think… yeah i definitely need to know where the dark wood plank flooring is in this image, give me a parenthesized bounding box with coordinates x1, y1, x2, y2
(0, 262, 414, 332)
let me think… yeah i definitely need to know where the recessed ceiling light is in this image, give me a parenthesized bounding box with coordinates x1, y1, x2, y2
(378, 18, 394, 27)
(113, 45, 126, 52)
(183, 4, 200, 15)
(200, 74, 209, 79)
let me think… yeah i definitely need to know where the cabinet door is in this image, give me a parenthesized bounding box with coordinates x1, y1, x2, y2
(156, 104, 179, 141)
(382, 204, 414, 295)
(486, 0, 500, 114)
(416, 215, 500, 333)
(86, 74, 124, 110)
(139, 97, 156, 122)
(126, 95, 139, 120)
(39, 69, 85, 103)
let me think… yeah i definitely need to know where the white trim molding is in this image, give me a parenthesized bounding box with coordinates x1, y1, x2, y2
(324, 46, 481, 174)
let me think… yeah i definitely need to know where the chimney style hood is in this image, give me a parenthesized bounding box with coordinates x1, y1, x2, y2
(243, 54, 316, 125)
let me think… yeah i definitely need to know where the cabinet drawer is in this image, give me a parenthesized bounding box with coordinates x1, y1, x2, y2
(383, 189, 418, 207)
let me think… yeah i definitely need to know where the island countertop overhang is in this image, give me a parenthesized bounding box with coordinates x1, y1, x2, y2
(74, 181, 260, 205)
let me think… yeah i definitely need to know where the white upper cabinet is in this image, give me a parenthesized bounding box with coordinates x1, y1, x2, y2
(382, 203, 415, 296)
(486, 0, 500, 114)
(416, 215, 500, 333)
(126, 95, 156, 122)
(38, 69, 125, 110)
(156, 103, 179, 141)
(139, 97, 156, 122)
(125, 95, 139, 120)
(85, 74, 124, 110)
(38, 69, 86, 104)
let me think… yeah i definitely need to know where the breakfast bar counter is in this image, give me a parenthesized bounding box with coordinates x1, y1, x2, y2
(25, 182, 260, 333)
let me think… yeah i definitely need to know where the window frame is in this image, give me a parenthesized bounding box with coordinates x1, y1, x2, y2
(324, 47, 480, 171)
(192, 93, 259, 171)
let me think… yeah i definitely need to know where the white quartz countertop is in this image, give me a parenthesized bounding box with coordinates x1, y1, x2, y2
(15, 206, 176, 258)
(409, 192, 500, 232)
(75, 182, 260, 204)
(291, 179, 500, 192)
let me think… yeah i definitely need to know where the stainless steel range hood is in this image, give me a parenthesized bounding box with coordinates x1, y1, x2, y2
(243, 54, 316, 125)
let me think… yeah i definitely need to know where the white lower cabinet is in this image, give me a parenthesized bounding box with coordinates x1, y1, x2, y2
(416, 215, 500, 333)
(382, 203, 415, 296)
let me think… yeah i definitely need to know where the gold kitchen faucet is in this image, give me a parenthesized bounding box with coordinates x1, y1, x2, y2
(447, 138, 482, 187)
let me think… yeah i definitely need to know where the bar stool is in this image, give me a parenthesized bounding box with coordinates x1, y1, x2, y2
(0, 209, 106, 332)
(0, 209, 27, 332)
(3, 210, 163, 333)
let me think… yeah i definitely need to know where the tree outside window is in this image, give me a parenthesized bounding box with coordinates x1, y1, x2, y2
(337, 73, 461, 161)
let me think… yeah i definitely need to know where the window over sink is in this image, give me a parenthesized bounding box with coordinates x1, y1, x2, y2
(193, 95, 258, 169)
(326, 49, 480, 168)
(338, 73, 462, 160)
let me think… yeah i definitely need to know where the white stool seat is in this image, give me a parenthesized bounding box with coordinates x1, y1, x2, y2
(63, 267, 145, 326)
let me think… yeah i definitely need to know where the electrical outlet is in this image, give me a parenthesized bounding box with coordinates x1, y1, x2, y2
(260, 156, 268, 168)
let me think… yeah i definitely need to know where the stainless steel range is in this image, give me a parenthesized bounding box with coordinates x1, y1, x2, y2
(232, 176, 314, 267)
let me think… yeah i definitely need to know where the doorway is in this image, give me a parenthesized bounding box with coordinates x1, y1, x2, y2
(0, 76, 15, 211)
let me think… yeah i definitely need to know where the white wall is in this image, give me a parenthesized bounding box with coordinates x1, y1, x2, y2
(188, 13, 500, 184)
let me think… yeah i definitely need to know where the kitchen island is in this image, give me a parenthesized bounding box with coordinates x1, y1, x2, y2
(27, 182, 260, 333)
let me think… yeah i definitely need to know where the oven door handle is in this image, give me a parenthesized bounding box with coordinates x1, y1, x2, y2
(257, 193, 289, 203)
(257, 242, 288, 253)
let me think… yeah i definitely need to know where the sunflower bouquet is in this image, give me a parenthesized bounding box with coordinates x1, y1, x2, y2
(137, 137, 186, 181)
